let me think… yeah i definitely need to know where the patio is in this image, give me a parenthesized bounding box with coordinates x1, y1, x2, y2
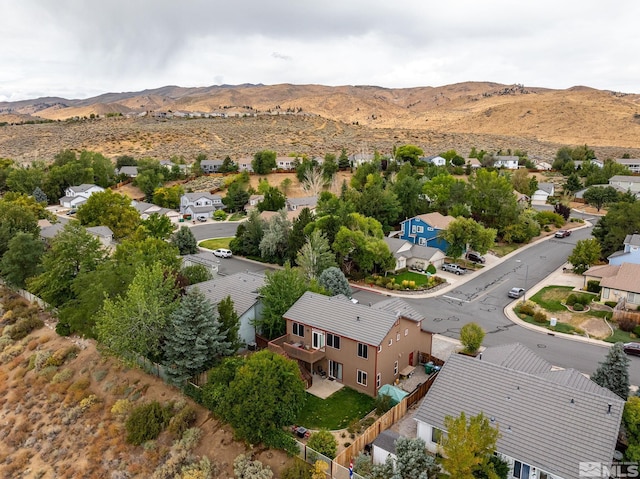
(306, 374, 345, 399)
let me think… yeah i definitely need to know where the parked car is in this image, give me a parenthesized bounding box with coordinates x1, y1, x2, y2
(196, 215, 208, 222)
(623, 342, 640, 357)
(508, 287, 526, 299)
(555, 230, 571, 238)
(442, 263, 466, 275)
(66, 209, 77, 216)
(466, 251, 486, 264)
(213, 248, 232, 258)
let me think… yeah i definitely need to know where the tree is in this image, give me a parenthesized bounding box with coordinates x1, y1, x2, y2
(567, 239, 601, 274)
(233, 454, 274, 479)
(593, 202, 640, 259)
(583, 186, 619, 212)
(252, 150, 277, 175)
(163, 288, 231, 385)
(134, 161, 165, 200)
(259, 209, 292, 263)
(288, 207, 315, 262)
(32, 186, 48, 204)
(393, 175, 425, 220)
(181, 264, 213, 285)
(225, 350, 305, 448)
(591, 342, 630, 400)
(257, 186, 286, 212)
(29, 222, 107, 307)
(116, 155, 137, 169)
(338, 148, 350, 170)
(0, 232, 43, 288)
(6, 164, 45, 195)
(393, 437, 439, 479)
(76, 189, 140, 240)
(137, 213, 174, 240)
(307, 430, 337, 458)
(322, 153, 339, 182)
(468, 170, 519, 234)
(441, 412, 501, 479)
(224, 182, 250, 212)
(97, 263, 178, 362)
(0, 200, 39, 257)
(395, 144, 424, 165)
(422, 174, 468, 215)
(301, 166, 326, 196)
(230, 209, 265, 257)
(563, 173, 583, 195)
(460, 323, 485, 355)
(311, 461, 328, 479)
(440, 217, 496, 260)
(171, 226, 198, 255)
(554, 203, 571, 221)
(256, 264, 309, 339)
(219, 156, 239, 173)
(152, 185, 183, 209)
(623, 397, 640, 461)
(318, 266, 352, 297)
(217, 295, 242, 352)
(296, 230, 337, 280)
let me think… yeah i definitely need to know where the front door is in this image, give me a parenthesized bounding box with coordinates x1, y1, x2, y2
(312, 330, 325, 350)
(409, 352, 414, 367)
(328, 360, 343, 381)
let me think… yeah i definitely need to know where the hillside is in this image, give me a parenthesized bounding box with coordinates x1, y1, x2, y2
(1, 82, 640, 163)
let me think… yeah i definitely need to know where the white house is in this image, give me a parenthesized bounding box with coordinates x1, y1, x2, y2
(414, 343, 623, 479)
(200, 159, 224, 174)
(131, 200, 181, 222)
(493, 155, 520, 169)
(531, 182, 555, 205)
(421, 155, 447, 167)
(179, 193, 224, 219)
(59, 184, 104, 208)
(608, 175, 640, 194)
(614, 158, 640, 173)
(237, 158, 254, 172)
(276, 157, 296, 171)
(384, 237, 446, 271)
(349, 153, 375, 167)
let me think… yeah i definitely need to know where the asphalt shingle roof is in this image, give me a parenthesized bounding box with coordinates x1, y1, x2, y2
(625, 234, 640, 247)
(414, 345, 624, 479)
(284, 292, 421, 346)
(413, 212, 454, 230)
(600, 263, 640, 294)
(190, 271, 265, 317)
(372, 429, 400, 455)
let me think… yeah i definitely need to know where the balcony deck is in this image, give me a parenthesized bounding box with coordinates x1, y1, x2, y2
(269, 335, 326, 364)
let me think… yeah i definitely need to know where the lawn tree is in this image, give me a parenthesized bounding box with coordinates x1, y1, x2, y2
(318, 266, 352, 297)
(134, 159, 165, 200)
(135, 212, 174, 240)
(441, 412, 501, 479)
(171, 225, 198, 255)
(97, 263, 179, 362)
(501, 209, 541, 244)
(591, 342, 630, 400)
(0, 232, 43, 288)
(29, 222, 107, 307)
(6, 164, 45, 196)
(32, 186, 48, 204)
(395, 144, 424, 165)
(217, 295, 242, 352)
(256, 264, 309, 339)
(355, 177, 401, 233)
(152, 185, 184, 209)
(230, 209, 265, 257)
(422, 174, 467, 215)
(440, 217, 496, 260)
(510, 169, 534, 196)
(163, 288, 231, 385)
(554, 203, 571, 221)
(0, 200, 39, 257)
(279, 177, 293, 196)
(257, 186, 286, 212)
(219, 156, 239, 173)
(623, 397, 640, 460)
(259, 209, 292, 263)
(393, 437, 439, 479)
(225, 350, 305, 450)
(307, 429, 338, 458)
(563, 173, 583, 195)
(181, 264, 213, 285)
(582, 186, 619, 212)
(252, 150, 277, 175)
(567, 239, 602, 274)
(338, 148, 350, 170)
(459, 323, 485, 355)
(468, 169, 519, 234)
(593, 202, 640, 258)
(223, 182, 251, 212)
(393, 175, 426, 220)
(116, 155, 137, 169)
(76, 189, 140, 240)
(296, 230, 337, 280)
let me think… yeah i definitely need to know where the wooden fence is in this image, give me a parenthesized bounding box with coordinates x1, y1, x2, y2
(613, 309, 640, 325)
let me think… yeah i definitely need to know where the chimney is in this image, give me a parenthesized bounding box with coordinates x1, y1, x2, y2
(608, 403, 612, 414)
(479, 353, 482, 360)
(356, 316, 360, 321)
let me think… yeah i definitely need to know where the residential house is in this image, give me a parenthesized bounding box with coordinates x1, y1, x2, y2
(421, 155, 446, 167)
(200, 159, 224, 174)
(159, 159, 189, 174)
(86, 226, 114, 247)
(414, 343, 624, 479)
(276, 157, 296, 170)
(286, 195, 318, 212)
(384, 237, 446, 271)
(244, 194, 264, 212)
(181, 252, 220, 278)
(574, 159, 603, 170)
(237, 158, 254, 172)
(465, 158, 482, 169)
(399, 212, 454, 253)
(513, 190, 530, 206)
(583, 263, 640, 307)
(59, 184, 104, 208)
(493, 156, 520, 169)
(40, 221, 113, 247)
(533, 160, 552, 171)
(131, 200, 181, 222)
(278, 292, 433, 397)
(179, 192, 224, 219)
(116, 166, 138, 178)
(614, 158, 640, 173)
(190, 271, 266, 349)
(372, 429, 400, 466)
(608, 175, 640, 194)
(531, 182, 555, 205)
(349, 153, 375, 167)
(608, 234, 640, 266)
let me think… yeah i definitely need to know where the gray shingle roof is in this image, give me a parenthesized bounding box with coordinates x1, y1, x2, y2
(372, 429, 399, 455)
(70, 183, 100, 193)
(40, 223, 65, 239)
(182, 192, 222, 201)
(383, 237, 442, 261)
(414, 345, 624, 479)
(86, 226, 113, 238)
(287, 196, 318, 208)
(371, 298, 425, 323)
(625, 234, 640, 247)
(537, 182, 554, 194)
(479, 343, 552, 374)
(610, 175, 640, 183)
(284, 292, 421, 346)
(190, 271, 265, 317)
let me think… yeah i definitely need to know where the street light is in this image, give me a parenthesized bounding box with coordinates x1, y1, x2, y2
(516, 260, 529, 301)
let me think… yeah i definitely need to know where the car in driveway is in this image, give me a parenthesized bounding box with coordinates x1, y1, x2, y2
(508, 287, 526, 299)
(555, 229, 572, 238)
(213, 248, 232, 258)
(442, 263, 466, 275)
(465, 251, 485, 264)
(624, 343, 640, 357)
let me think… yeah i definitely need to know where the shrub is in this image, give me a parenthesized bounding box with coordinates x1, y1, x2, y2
(375, 394, 394, 416)
(460, 322, 485, 354)
(111, 399, 133, 416)
(566, 294, 578, 306)
(533, 311, 548, 323)
(586, 280, 602, 294)
(168, 405, 197, 437)
(213, 210, 227, 221)
(535, 211, 565, 228)
(307, 429, 338, 459)
(618, 317, 639, 333)
(427, 263, 436, 275)
(51, 368, 74, 384)
(517, 302, 536, 317)
(281, 458, 312, 479)
(633, 325, 640, 337)
(8, 316, 44, 340)
(44, 346, 79, 367)
(573, 303, 584, 311)
(125, 401, 173, 445)
(605, 301, 618, 308)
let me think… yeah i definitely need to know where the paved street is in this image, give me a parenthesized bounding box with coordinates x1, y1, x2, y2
(190, 222, 240, 241)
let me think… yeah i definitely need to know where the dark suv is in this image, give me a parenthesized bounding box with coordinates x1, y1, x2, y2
(466, 251, 485, 264)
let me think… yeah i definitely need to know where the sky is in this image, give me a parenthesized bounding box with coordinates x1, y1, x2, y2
(1, 0, 639, 102)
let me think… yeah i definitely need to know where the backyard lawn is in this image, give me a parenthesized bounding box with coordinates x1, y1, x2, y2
(296, 388, 376, 430)
(199, 237, 233, 250)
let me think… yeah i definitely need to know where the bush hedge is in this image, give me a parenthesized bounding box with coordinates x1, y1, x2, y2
(125, 401, 173, 445)
(533, 311, 548, 323)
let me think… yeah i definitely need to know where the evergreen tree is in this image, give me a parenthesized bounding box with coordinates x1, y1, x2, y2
(318, 267, 352, 297)
(163, 288, 231, 385)
(288, 207, 314, 262)
(32, 186, 48, 204)
(296, 230, 337, 280)
(591, 342, 630, 400)
(171, 225, 198, 255)
(218, 295, 242, 352)
(392, 437, 439, 479)
(338, 148, 350, 170)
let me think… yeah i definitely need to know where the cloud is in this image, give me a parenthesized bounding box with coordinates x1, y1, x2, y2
(272, 52, 292, 61)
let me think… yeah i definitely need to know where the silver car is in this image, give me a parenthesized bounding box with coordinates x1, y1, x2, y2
(508, 287, 525, 299)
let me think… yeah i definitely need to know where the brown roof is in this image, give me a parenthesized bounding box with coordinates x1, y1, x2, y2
(415, 212, 454, 230)
(583, 264, 619, 279)
(600, 263, 640, 294)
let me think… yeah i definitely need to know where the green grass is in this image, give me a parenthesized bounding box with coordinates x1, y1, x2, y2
(296, 388, 376, 430)
(605, 328, 632, 344)
(529, 286, 575, 312)
(517, 311, 584, 336)
(388, 271, 429, 286)
(199, 237, 233, 250)
(491, 243, 520, 257)
(228, 212, 246, 221)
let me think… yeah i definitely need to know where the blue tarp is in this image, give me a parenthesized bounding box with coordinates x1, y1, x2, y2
(378, 384, 409, 405)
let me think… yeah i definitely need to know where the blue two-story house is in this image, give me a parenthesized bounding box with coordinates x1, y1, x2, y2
(399, 212, 454, 253)
(608, 234, 640, 266)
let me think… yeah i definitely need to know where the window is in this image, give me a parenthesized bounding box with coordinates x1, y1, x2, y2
(312, 331, 325, 349)
(431, 427, 443, 444)
(405, 328, 409, 336)
(394, 361, 398, 375)
(629, 292, 640, 304)
(513, 461, 531, 479)
(388, 338, 393, 347)
(418, 237, 426, 246)
(376, 373, 381, 388)
(417, 226, 424, 233)
(292, 323, 304, 337)
(602, 288, 610, 299)
(396, 333, 400, 342)
(357, 370, 367, 386)
(357, 343, 368, 359)
(411, 225, 417, 234)
(539, 473, 549, 479)
(326, 333, 341, 349)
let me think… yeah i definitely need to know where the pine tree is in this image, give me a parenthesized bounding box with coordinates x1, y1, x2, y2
(163, 288, 231, 385)
(171, 225, 198, 255)
(392, 437, 438, 479)
(217, 295, 241, 352)
(591, 342, 630, 400)
(318, 266, 352, 297)
(32, 186, 48, 204)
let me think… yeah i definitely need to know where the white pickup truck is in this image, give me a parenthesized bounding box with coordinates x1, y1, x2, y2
(441, 263, 466, 275)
